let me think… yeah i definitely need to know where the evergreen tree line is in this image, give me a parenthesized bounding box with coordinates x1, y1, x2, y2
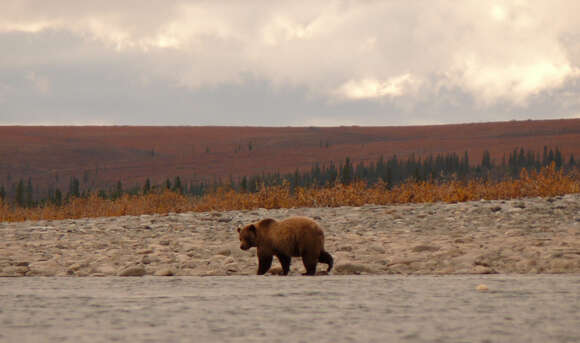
(234, 146, 575, 192)
(0, 146, 576, 208)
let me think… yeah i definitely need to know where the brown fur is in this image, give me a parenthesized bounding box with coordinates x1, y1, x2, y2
(237, 217, 333, 276)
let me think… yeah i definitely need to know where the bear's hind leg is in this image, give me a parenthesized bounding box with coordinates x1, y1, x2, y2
(276, 254, 291, 275)
(318, 250, 334, 272)
(257, 255, 273, 275)
(302, 255, 318, 276)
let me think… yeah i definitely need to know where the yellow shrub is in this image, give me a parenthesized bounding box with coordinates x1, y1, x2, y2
(0, 164, 578, 222)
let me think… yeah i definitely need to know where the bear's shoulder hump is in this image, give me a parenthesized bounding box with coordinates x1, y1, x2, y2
(258, 218, 277, 227)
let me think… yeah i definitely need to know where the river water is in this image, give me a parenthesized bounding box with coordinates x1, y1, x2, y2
(0, 275, 578, 343)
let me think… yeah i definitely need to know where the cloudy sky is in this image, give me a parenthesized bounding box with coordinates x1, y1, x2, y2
(1, 1, 579, 126)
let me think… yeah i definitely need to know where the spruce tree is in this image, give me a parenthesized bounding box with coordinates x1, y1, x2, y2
(69, 177, 80, 198)
(54, 189, 62, 206)
(173, 176, 183, 194)
(16, 180, 25, 207)
(341, 157, 353, 185)
(26, 178, 33, 207)
(481, 150, 492, 169)
(115, 181, 123, 199)
(555, 148, 563, 169)
(143, 178, 151, 194)
(240, 176, 248, 193)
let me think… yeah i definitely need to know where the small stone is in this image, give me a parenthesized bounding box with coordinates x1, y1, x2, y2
(412, 245, 440, 253)
(472, 265, 496, 274)
(118, 265, 147, 277)
(159, 240, 171, 246)
(334, 263, 372, 275)
(222, 256, 235, 265)
(154, 268, 175, 276)
(94, 264, 117, 275)
(370, 244, 386, 253)
(180, 261, 197, 269)
(269, 267, 284, 275)
(476, 284, 489, 292)
(216, 248, 231, 256)
(68, 263, 85, 271)
(28, 260, 61, 276)
(203, 270, 226, 276)
(0, 266, 29, 276)
(225, 264, 239, 274)
(337, 245, 353, 252)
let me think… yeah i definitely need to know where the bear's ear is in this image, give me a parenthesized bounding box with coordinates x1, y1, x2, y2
(237, 227, 241, 233)
(249, 224, 256, 233)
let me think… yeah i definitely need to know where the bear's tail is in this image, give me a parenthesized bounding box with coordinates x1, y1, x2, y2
(319, 250, 334, 272)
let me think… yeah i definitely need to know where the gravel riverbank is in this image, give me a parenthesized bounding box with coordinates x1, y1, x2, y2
(1, 194, 579, 277)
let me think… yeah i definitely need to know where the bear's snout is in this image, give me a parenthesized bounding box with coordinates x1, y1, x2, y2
(240, 243, 250, 250)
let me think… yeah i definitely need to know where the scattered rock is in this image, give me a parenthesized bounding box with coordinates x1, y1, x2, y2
(472, 265, 496, 274)
(1, 194, 580, 276)
(94, 264, 117, 276)
(222, 257, 236, 265)
(370, 244, 386, 253)
(210, 255, 227, 265)
(476, 284, 489, 292)
(118, 265, 146, 277)
(225, 264, 239, 274)
(28, 260, 61, 276)
(412, 245, 440, 253)
(154, 268, 175, 276)
(0, 266, 29, 276)
(337, 245, 353, 252)
(334, 263, 373, 275)
(216, 248, 231, 256)
(269, 267, 284, 275)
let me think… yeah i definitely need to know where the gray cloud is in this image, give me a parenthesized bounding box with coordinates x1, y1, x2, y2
(1, 1, 579, 125)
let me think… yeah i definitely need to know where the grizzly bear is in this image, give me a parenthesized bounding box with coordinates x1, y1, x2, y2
(237, 217, 333, 276)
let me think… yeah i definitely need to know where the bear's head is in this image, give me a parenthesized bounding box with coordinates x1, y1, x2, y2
(237, 224, 257, 251)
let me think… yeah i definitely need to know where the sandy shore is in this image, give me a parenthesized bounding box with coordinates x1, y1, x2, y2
(1, 194, 579, 277)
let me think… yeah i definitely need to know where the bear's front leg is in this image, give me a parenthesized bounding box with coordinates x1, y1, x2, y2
(275, 254, 291, 275)
(257, 254, 273, 275)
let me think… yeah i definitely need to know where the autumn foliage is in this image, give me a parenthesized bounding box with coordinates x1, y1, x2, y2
(1, 164, 578, 222)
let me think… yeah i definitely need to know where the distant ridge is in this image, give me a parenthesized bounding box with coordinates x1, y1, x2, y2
(1, 118, 579, 193)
